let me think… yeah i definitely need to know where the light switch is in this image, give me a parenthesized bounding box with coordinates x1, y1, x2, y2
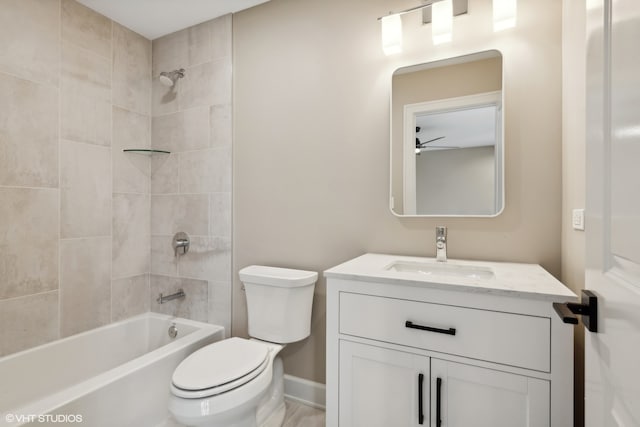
(572, 209, 585, 231)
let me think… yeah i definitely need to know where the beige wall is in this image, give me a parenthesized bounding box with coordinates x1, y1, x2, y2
(150, 16, 233, 332)
(561, 1, 587, 426)
(0, 0, 152, 356)
(233, 0, 563, 383)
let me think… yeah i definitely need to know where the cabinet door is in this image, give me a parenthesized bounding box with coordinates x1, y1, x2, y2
(431, 359, 550, 427)
(339, 340, 429, 427)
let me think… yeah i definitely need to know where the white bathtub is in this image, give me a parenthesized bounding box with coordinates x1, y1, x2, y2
(0, 313, 224, 427)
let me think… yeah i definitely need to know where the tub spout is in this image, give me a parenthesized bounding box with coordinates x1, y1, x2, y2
(157, 289, 186, 304)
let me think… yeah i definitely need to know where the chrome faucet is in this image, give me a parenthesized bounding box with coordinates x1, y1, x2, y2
(436, 226, 447, 262)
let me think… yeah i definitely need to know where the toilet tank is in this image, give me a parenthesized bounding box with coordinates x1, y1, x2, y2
(239, 265, 318, 344)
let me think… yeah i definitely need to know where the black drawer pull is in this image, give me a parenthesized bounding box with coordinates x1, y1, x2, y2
(405, 321, 456, 336)
(418, 373, 424, 425)
(436, 377, 443, 427)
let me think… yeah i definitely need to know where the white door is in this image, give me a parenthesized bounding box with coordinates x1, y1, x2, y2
(585, 0, 640, 425)
(339, 340, 429, 427)
(430, 359, 549, 427)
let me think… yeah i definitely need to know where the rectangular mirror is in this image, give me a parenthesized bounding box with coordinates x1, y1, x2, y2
(390, 50, 504, 217)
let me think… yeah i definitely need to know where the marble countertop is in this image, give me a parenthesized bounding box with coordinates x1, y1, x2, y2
(324, 253, 578, 302)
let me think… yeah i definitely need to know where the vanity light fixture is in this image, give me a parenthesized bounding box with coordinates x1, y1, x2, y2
(381, 14, 403, 55)
(493, 0, 517, 31)
(378, 0, 468, 55)
(432, 0, 453, 44)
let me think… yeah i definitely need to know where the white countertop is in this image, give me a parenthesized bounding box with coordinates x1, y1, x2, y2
(324, 253, 578, 302)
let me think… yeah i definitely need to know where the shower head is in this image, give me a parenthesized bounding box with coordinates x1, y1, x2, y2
(159, 68, 185, 87)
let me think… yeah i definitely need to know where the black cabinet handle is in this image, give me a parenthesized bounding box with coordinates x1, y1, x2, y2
(418, 373, 424, 425)
(436, 377, 443, 427)
(405, 321, 456, 336)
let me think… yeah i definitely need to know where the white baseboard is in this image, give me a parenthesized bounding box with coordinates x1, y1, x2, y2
(283, 374, 326, 410)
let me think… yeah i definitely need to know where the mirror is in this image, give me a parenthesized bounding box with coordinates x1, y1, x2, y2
(390, 50, 504, 217)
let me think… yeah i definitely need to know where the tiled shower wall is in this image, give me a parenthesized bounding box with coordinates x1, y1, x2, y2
(150, 16, 233, 334)
(0, 0, 151, 357)
(0, 0, 232, 357)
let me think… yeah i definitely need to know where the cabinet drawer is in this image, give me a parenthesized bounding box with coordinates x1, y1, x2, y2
(339, 292, 550, 372)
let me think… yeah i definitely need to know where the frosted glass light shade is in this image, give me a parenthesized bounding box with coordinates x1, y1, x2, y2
(432, 0, 453, 45)
(493, 0, 517, 31)
(381, 14, 402, 55)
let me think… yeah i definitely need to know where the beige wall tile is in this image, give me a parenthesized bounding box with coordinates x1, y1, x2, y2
(0, 291, 59, 357)
(210, 193, 232, 238)
(152, 108, 209, 153)
(0, 0, 60, 86)
(61, 43, 111, 146)
(151, 194, 209, 236)
(113, 23, 151, 115)
(208, 281, 231, 336)
(151, 236, 178, 277)
(151, 112, 183, 152)
(150, 275, 207, 322)
(60, 140, 111, 238)
(179, 147, 231, 194)
(112, 274, 150, 322)
(0, 73, 58, 188)
(61, 0, 111, 59)
(178, 236, 231, 282)
(151, 154, 180, 194)
(210, 104, 232, 147)
(152, 20, 216, 76)
(113, 193, 150, 279)
(182, 107, 210, 151)
(186, 21, 214, 67)
(152, 29, 188, 78)
(113, 107, 151, 194)
(210, 59, 232, 106)
(152, 78, 179, 116)
(178, 62, 214, 110)
(60, 237, 111, 336)
(0, 188, 58, 300)
(211, 15, 232, 62)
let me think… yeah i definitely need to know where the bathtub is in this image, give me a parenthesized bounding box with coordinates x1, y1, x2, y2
(0, 313, 224, 427)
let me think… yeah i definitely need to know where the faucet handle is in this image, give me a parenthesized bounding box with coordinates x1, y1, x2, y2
(172, 232, 190, 257)
(436, 226, 447, 238)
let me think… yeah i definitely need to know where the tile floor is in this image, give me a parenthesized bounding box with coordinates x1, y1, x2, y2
(282, 400, 326, 427)
(158, 399, 325, 426)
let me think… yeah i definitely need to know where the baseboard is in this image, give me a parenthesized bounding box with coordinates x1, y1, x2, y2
(283, 374, 326, 410)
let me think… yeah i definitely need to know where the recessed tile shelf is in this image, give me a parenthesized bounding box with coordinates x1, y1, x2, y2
(123, 149, 171, 155)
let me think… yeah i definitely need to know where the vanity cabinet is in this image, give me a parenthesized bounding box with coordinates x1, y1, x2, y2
(340, 341, 429, 427)
(430, 359, 549, 427)
(325, 254, 577, 427)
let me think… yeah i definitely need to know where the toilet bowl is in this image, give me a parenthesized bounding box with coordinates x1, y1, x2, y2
(168, 266, 317, 427)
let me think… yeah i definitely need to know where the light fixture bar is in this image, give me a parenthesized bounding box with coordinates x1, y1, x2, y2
(377, 0, 467, 21)
(422, 0, 468, 24)
(377, 0, 445, 21)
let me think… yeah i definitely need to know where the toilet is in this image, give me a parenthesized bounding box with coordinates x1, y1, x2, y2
(168, 265, 318, 427)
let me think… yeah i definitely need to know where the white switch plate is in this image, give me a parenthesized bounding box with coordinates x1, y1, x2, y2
(572, 208, 585, 231)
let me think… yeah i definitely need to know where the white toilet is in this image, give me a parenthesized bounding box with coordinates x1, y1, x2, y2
(168, 265, 318, 427)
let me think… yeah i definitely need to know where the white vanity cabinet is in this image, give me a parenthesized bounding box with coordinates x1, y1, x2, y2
(325, 254, 577, 427)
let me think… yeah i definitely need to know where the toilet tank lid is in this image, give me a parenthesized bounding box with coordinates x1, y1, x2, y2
(239, 265, 318, 287)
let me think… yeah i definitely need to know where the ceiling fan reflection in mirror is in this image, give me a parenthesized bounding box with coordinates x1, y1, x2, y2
(414, 127, 460, 154)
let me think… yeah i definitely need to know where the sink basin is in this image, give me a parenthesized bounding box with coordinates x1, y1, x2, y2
(385, 261, 495, 280)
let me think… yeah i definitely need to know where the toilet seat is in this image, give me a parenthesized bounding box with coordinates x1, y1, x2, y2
(171, 337, 270, 399)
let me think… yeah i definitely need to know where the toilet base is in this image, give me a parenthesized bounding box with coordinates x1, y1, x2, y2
(256, 357, 286, 427)
(169, 353, 287, 427)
